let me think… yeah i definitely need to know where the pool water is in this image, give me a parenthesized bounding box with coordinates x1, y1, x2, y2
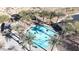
(26, 24, 57, 49)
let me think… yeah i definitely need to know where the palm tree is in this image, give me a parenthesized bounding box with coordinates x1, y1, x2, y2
(49, 35, 58, 51)
(25, 32, 35, 51)
(49, 33, 64, 51)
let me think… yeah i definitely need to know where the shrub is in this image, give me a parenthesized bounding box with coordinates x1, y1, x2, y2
(0, 15, 9, 23)
(18, 10, 33, 21)
(74, 21, 79, 32)
(65, 23, 74, 32)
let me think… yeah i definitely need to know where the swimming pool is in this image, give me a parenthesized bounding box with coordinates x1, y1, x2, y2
(26, 24, 57, 49)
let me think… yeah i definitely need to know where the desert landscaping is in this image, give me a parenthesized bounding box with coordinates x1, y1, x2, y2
(0, 7, 79, 51)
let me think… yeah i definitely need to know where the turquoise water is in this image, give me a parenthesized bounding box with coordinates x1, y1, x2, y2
(26, 24, 57, 49)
